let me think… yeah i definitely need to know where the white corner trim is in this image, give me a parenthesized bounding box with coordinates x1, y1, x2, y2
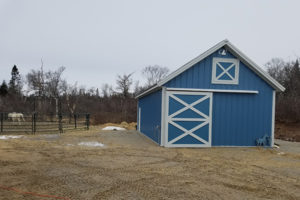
(166, 88, 259, 94)
(160, 87, 166, 146)
(209, 93, 213, 147)
(138, 107, 141, 132)
(211, 57, 239, 85)
(271, 90, 276, 147)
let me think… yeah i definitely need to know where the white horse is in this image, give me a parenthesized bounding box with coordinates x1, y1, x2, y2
(8, 112, 25, 124)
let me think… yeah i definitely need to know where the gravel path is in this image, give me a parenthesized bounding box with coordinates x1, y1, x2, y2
(275, 139, 300, 154)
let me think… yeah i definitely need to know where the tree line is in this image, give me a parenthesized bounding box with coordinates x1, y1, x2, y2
(1, 57, 298, 124)
(0, 64, 169, 124)
(266, 58, 300, 122)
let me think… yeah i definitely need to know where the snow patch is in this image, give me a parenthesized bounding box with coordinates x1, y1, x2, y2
(78, 141, 104, 147)
(102, 126, 126, 131)
(0, 135, 23, 140)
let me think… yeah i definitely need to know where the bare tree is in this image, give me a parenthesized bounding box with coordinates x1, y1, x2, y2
(101, 83, 114, 97)
(63, 82, 79, 117)
(26, 65, 66, 114)
(265, 58, 286, 84)
(266, 58, 300, 122)
(26, 60, 46, 96)
(142, 65, 169, 87)
(116, 73, 133, 98)
(45, 66, 66, 97)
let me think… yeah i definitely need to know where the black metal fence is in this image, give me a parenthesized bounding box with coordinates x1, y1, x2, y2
(0, 112, 90, 134)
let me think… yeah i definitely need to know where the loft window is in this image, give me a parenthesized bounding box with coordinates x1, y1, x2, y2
(212, 57, 239, 84)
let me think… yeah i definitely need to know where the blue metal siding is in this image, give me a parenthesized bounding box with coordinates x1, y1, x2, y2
(138, 89, 162, 144)
(212, 91, 272, 146)
(163, 48, 274, 146)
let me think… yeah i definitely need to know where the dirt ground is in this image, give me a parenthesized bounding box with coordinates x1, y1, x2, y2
(0, 127, 299, 200)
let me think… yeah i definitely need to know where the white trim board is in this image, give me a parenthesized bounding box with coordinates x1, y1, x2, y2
(166, 88, 258, 94)
(138, 107, 141, 132)
(271, 90, 276, 147)
(160, 87, 166, 146)
(135, 85, 160, 99)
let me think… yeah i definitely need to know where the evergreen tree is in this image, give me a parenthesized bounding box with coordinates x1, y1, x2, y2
(292, 59, 300, 96)
(9, 65, 22, 95)
(0, 80, 8, 96)
(285, 59, 300, 96)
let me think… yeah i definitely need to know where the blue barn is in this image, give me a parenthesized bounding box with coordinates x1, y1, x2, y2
(136, 40, 285, 147)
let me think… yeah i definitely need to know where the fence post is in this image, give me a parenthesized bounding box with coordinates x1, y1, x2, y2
(59, 114, 63, 134)
(32, 113, 36, 134)
(32, 113, 34, 134)
(69, 113, 72, 124)
(34, 113, 37, 134)
(86, 114, 90, 130)
(74, 114, 77, 129)
(0, 113, 3, 133)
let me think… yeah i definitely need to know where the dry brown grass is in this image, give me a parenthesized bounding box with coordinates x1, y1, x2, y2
(0, 127, 299, 200)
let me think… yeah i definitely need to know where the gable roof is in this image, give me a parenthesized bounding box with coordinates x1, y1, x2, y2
(136, 39, 285, 99)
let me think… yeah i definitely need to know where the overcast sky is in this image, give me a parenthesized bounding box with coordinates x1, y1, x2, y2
(0, 0, 299, 90)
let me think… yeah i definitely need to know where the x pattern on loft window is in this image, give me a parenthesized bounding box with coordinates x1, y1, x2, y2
(212, 57, 239, 84)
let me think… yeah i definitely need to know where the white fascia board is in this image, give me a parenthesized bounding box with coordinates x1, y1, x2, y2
(158, 39, 229, 86)
(135, 85, 160, 99)
(166, 88, 259, 94)
(225, 42, 285, 92)
(137, 39, 285, 98)
(157, 39, 285, 92)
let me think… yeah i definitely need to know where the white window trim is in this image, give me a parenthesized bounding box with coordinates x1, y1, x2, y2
(212, 57, 239, 85)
